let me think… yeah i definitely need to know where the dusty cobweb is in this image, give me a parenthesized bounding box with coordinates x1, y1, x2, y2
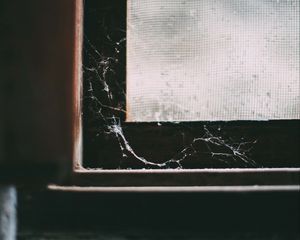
(82, 31, 257, 169)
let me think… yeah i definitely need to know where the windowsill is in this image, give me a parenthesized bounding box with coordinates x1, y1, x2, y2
(48, 185, 300, 193)
(54, 167, 300, 190)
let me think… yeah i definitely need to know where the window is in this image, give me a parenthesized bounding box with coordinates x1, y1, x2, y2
(63, 0, 300, 188)
(127, 0, 299, 122)
(2, 0, 296, 189)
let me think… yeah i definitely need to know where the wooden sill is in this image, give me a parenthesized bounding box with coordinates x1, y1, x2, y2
(48, 185, 300, 193)
(54, 168, 300, 190)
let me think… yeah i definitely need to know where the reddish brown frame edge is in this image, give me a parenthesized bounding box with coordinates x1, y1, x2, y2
(73, 0, 84, 171)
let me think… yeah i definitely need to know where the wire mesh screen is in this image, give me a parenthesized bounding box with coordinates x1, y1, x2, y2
(127, 0, 299, 121)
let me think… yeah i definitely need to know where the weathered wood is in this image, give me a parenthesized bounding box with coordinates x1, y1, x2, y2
(67, 168, 300, 187)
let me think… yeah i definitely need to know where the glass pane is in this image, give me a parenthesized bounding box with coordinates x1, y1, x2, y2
(127, 0, 300, 121)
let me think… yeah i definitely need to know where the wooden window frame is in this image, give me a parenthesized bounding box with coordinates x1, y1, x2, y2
(64, 0, 300, 191)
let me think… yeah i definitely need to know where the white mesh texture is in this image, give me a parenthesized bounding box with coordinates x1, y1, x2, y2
(127, 0, 300, 121)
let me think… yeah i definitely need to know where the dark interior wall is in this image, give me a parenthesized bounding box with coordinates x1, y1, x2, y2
(17, 189, 300, 239)
(0, 0, 75, 184)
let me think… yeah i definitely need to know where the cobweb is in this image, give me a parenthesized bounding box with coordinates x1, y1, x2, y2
(83, 36, 257, 169)
(82, 30, 257, 169)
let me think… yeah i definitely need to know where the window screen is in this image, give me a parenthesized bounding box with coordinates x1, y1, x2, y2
(127, 0, 300, 121)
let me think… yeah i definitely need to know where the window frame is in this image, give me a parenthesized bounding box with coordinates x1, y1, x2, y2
(67, 0, 300, 190)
